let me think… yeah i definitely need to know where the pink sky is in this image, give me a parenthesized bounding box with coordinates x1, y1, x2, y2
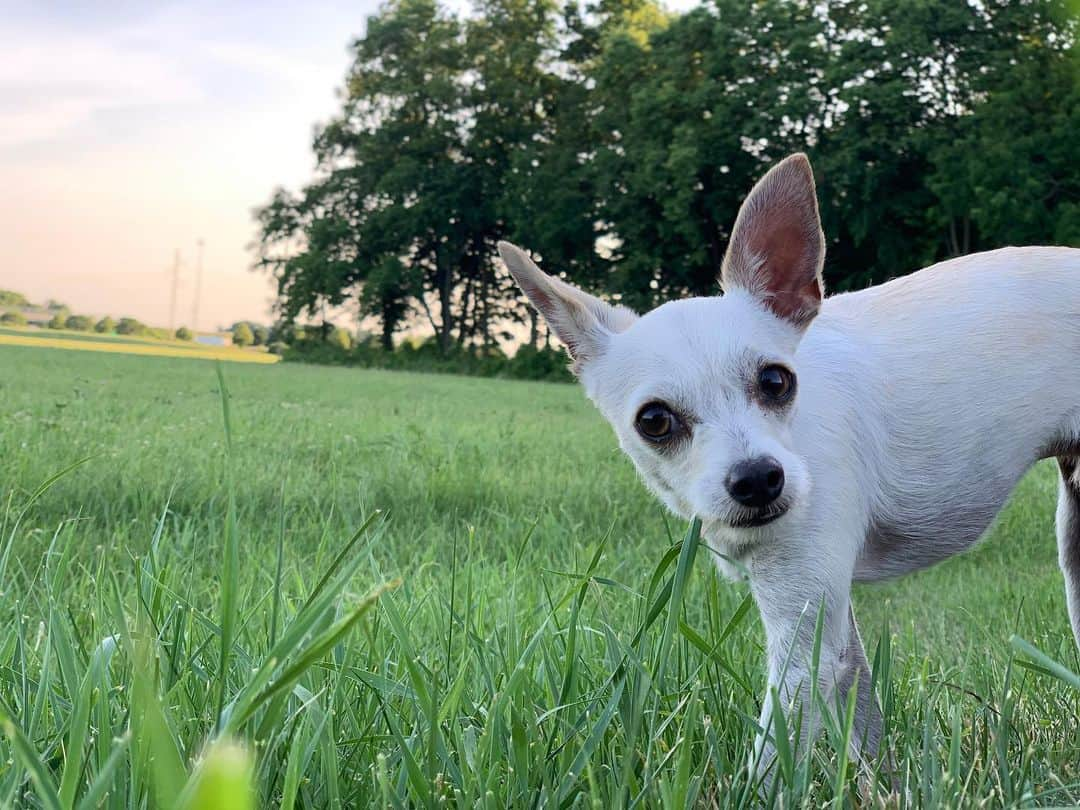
(0, 1, 372, 331)
(2, 0, 698, 333)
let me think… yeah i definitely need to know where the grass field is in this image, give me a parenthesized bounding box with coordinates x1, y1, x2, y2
(0, 326, 278, 364)
(0, 344, 1077, 807)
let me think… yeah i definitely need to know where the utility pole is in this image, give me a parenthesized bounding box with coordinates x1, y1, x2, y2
(169, 249, 181, 332)
(191, 239, 204, 332)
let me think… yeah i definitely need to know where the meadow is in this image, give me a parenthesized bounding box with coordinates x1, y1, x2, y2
(0, 327, 278, 364)
(0, 344, 1077, 808)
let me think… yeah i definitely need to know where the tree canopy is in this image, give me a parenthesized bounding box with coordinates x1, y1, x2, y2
(255, 0, 1079, 353)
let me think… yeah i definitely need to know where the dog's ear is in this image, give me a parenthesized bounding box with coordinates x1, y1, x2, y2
(498, 241, 637, 370)
(721, 153, 825, 329)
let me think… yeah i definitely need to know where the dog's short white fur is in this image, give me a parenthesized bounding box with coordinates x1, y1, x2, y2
(498, 153, 1080, 772)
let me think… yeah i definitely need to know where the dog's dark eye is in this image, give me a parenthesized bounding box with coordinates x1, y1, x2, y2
(636, 402, 679, 441)
(758, 365, 795, 403)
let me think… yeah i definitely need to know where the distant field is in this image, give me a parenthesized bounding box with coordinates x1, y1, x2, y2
(0, 325, 277, 363)
(0, 347, 1076, 807)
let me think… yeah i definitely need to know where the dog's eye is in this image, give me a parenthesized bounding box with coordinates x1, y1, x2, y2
(635, 402, 679, 441)
(758, 365, 795, 403)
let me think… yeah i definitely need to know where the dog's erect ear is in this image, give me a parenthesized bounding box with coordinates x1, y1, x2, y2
(721, 153, 825, 328)
(498, 241, 637, 370)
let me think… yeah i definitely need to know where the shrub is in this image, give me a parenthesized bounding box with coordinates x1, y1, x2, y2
(232, 322, 255, 347)
(64, 314, 94, 331)
(95, 316, 116, 333)
(328, 327, 352, 350)
(281, 337, 572, 382)
(116, 317, 147, 336)
(1, 310, 27, 325)
(175, 326, 194, 341)
(48, 313, 66, 329)
(0, 290, 30, 307)
(268, 341, 288, 356)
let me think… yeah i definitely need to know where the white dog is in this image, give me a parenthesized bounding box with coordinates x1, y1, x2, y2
(498, 153, 1080, 774)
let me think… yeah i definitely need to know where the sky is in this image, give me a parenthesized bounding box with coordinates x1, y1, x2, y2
(1, 0, 705, 334)
(0, 0, 376, 331)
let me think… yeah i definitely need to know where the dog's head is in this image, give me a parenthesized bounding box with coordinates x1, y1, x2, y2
(500, 154, 825, 540)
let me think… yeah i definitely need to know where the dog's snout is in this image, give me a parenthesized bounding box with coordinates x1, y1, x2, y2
(726, 457, 785, 508)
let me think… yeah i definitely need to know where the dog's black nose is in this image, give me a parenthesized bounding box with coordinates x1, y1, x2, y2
(726, 457, 785, 508)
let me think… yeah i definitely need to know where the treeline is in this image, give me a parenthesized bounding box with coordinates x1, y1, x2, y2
(255, 0, 1079, 357)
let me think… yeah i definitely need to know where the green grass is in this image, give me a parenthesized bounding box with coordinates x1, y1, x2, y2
(0, 326, 202, 349)
(0, 345, 1077, 807)
(0, 328, 277, 364)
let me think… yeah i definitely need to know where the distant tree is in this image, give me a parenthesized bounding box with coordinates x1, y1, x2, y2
(1, 310, 27, 325)
(175, 326, 194, 341)
(0, 290, 30, 307)
(232, 322, 255, 347)
(115, 317, 146, 335)
(95, 316, 116, 334)
(328, 326, 352, 351)
(251, 324, 270, 346)
(64, 315, 94, 331)
(48, 313, 66, 329)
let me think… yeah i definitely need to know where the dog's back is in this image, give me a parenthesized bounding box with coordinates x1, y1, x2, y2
(808, 246, 1080, 581)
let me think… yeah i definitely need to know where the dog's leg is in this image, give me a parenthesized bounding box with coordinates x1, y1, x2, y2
(839, 604, 882, 757)
(1056, 457, 1080, 649)
(747, 541, 880, 781)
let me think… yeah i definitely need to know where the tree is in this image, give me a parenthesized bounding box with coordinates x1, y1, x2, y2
(48, 313, 66, 329)
(95, 316, 116, 334)
(232, 322, 255, 347)
(116, 317, 146, 336)
(1, 310, 26, 325)
(176, 326, 194, 341)
(254, 0, 1078, 359)
(64, 315, 94, 331)
(0, 290, 29, 307)
(255, 0, 469, 352)
(926, 0, 1080, 252)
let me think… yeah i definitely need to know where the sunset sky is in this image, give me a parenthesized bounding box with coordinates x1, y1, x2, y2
(3, 0, 707, 333)
(1, 0, 374, 331)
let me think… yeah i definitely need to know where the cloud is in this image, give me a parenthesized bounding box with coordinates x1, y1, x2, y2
(0, 27, 204, 149)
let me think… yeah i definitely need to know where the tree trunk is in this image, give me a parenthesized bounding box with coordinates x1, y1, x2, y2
(380, 311, 394, 351)
(436, 245, 453, 353)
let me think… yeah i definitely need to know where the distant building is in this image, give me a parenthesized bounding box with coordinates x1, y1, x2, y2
(20, 309, 53, 327)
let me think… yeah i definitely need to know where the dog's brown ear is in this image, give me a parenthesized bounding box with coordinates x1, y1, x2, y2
(498, 241, 637, 371)
(721, 153, 825, 329)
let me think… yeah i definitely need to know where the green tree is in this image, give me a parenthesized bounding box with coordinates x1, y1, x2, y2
(95, 316, 116, 334)
(176, 326, 194, 341)
(0, 290, 30, 307)
(256, 0, 468, 352)
(116, 317, 146, 336)
(232, 322, 255, 347)
(1, 310, 27, 325)
(926, 0, 1080, 252)
(255, 0, 1079, 359)
(48, 313, 66, 329)
(65, 315, 94, 331)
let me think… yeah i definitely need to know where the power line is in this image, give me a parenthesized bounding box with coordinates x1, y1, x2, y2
(169, 249, 181, 332)
(191, 239, 204, 332)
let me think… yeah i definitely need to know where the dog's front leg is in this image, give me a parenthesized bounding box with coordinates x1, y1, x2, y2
(746, 542, 879, 780)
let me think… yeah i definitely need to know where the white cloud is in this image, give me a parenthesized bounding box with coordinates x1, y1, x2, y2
(0, 28, 203, 148)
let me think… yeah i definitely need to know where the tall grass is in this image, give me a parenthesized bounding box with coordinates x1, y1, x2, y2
(0, 346, 1077, 806)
